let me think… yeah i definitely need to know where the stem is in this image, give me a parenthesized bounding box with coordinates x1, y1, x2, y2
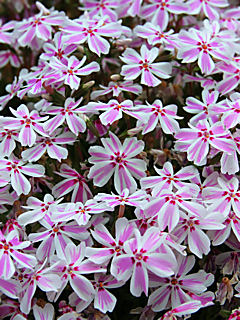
(118, 204, 125, 218)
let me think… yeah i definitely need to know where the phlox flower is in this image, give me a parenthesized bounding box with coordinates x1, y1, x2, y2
(40, 32, 77, 63)
(51, 199, 112, 226)
(148, 255, 214, 311)
(119, 0, 143, 17)
(177, 28, 230, 74)
(44, 97, 87, 135)
(0, 20, 15, 44)
(88, 132, 147, 193)
(19, 261, 61, 314)
(220, 7, 240, 31)
(144, 185, 204, 232)
(141, 161, 198, 196)
(79, 0, 119, 21)
(0, 299, 27, 320)
(90, 80, 142, 99)
(0, 278, 19, 299)
(21, 130, 76, 162)
(111, 227, 177, 297)
(17, 9, 65, 46)
(0, 157, 45, 196)
(1, 104, 48, 147)
(221, 130, 240, 175)
(203, 177, 240, 218)
(69, 274, 124, 313)
(0, 50, 21, 69)
(187, 0, 228, 20)
(49, 242, 106, 302)
(86, 217, 135, 267)
(0, 229, 37, 280)
(134, 99, 181, 134)
(160, 301, 201, 320)
(80, 99, 145, 126)
(175, 120, 235, 166)
(29, 214, 89, 260)
(134, 22, 178, 49)
(172, 210, 225, 258)
(120, 45, 172, 87)
(141, 0, 186, 29)
(63, 17, 122, 56)
(46, 55, 100, 90)
(0, 128, 19, 157)
(33, 303, 54, 320)
(17, 194, 63, 226)
(52, 163, 92, 203)
(217, 59, 240, 94)
(183, 89, 224, 125)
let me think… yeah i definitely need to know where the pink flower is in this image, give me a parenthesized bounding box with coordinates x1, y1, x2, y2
(0, 20, 14, 44)
(17, 10, 65, 46)
(0, 128, 19, 157)
(134, 99, 181, 134)
(1, 104, 48, 147)
(21, 130, 76, 162)
(160, 301, 201, 320)
(51, 199, 112, 226)
(177, 28, 230, 74)
(175, 120, 235, 166)
(0, 157, 45, 196)
(80, 0, 119, 21)
(80, 99, 145, 125)
(120, 45, 172, 87)
(0, 229, 37, 279)
(141, 0, 186, 29)
(63, 18, 122, 56)
(187, 0, 228, 20)
(217, 59, 240, 94)
(148, 255, 214, 311)
(46, 55, 100, 90)
(20, 261, 61, 314)
(90, 80, 142, 99)
(44, 98, 87, 135)
(52, 164, 92, 203)
(33, 303, 54, 320)
(50, 242, 106, 302)
(141, 161, 198, 196)
(111, 227, 177, 297)
(17, 194, 63, 226)
(88, 132, 147, 193)
(40, 32, 77, 63)
(28, 214, 89, 260)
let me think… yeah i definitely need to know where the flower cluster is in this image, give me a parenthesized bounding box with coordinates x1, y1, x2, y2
(1, 0, 240, 319)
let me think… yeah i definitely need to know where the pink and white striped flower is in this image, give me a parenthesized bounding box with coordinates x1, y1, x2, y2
(141, 0, 186, 29)
(1, 104, 48, 147)
(47, 55, 100, 90)
(50, 242, 106, 302)
(148, 255, 214, 311)
(120, 45, 172, 87)
(217, 59, 240, 95)
(111, 227, 177, 297)
(79, 0, 119, 20)
(0, 128, 19, 157)
(80, 99, 145, 125)
(171, 210, 225, 258)
(203, 177, 240, 218)
(160, 301, 202, 320)
(52, 164, 92, 203)
(51, 199, 112, 226)
(63, 18, 122, 56)
(0, 229, 37, 279)
(88, 132, 147, 193)
(21, 130, 76, 162)
(86, 217, 135, 267)
(0, 20, 14, 44)
(44, 98, 87, 135)
(187, 0, 228, 20)
(175, 120, 235, 166)
(33, 303, 54, 320)
(134, 99, 181, 134)
(90, 81, 142, 99)
(177, 28, 230, 74)
(19, 261, 61, 314)
(29, 214, 89, 260)
(0, 157, 45, 196)
(141, 162, 198, 196)
(17, 194, 63, 226)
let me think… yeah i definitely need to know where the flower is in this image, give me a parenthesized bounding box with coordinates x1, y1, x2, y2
(88, 132, 147, 193)
(120, 45, 172, 87)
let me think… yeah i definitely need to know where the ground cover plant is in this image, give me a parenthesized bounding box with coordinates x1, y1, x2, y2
(1, 0, 240, 319)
